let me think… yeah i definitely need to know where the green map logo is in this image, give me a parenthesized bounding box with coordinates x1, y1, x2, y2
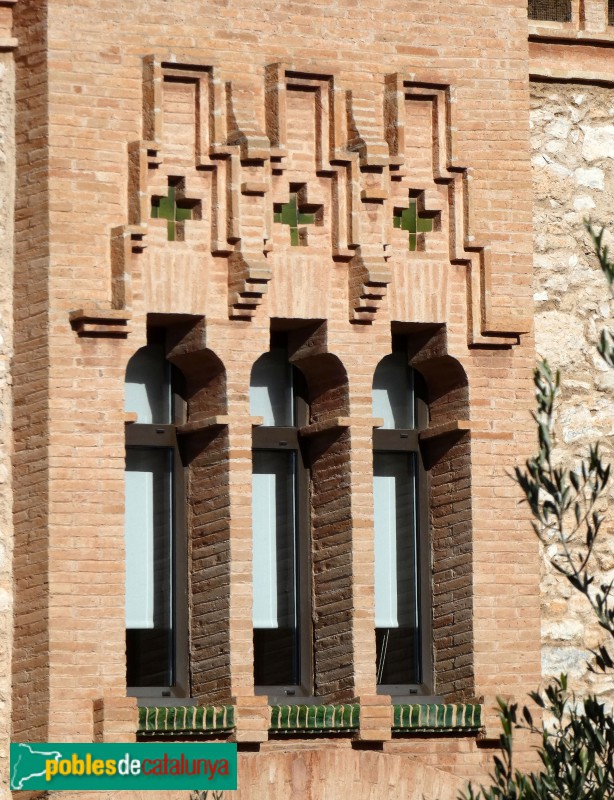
(11, 743, 63, 790)
(10, 742, 237, 791)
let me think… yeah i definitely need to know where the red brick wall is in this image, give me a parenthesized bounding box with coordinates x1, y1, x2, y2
(11, 0, 543, 779)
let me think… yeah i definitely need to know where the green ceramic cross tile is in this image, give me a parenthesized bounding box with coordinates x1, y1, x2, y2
(393, 198, 434, 251)
(151, 182, 197, 241)
(274, 193, 317, 246)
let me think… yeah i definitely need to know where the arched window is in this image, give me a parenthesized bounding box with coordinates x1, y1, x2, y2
(250, 335, 309, 696)
(372, 351, 430, 694)
(124, 333, 187, 698)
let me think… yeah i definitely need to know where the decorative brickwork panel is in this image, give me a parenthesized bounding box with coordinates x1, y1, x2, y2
(290, 339, 354, 701)
(430, 435, 473, 699)
(310, 428, 354, 700)
(165, 322, 231, 703)
(409, 331, 474, 701)
(189, 426, 231, 702)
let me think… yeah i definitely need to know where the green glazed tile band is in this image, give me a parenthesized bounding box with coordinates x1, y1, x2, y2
(269, 703, 360, 733)
(138, 702, 482, 735)
(392, 703, 482, 732)
(138, 705, 235, 734)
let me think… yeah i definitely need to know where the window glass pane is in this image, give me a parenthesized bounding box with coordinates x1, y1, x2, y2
(528, 0, 571, 22)
(125, 344, 171, 424)
(372, 352, 414, 430)
(252, 450, 299, 685)
(373, 452, 420, 685)
(250, 348, 293, 426)
(125, 447, 174, 687)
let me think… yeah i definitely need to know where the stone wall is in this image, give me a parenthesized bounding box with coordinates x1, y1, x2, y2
(0, 41, 14, 800)
(531, 80, 614, 697)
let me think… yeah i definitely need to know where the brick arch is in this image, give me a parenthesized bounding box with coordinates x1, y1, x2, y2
(293, 351, 350, 422)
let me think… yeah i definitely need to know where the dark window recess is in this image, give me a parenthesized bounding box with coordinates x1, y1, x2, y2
(528, 0, 571, 22)
(250, 338, 311, 697)
(609, 0, 614, 26)
(372, 350, 432, 695)
(124, 334, 188, 699)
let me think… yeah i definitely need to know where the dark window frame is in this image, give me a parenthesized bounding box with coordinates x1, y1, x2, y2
(373, 369, 433, 699)
(252, 353, 313, 701)
(125, 352, 189, 703)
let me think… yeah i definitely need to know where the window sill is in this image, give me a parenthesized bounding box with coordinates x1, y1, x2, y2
(137, 702, 482, 738)
(528, 23, 614, 45)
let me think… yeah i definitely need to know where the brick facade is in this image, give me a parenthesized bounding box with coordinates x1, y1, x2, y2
(2, 0, 612, 797)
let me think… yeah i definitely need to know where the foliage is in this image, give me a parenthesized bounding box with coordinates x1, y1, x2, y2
(462, 222, 614, 800)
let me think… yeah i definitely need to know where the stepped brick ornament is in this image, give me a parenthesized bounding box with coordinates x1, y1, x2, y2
(110, 56, 274, 320)
(102, 58, 529, 342)
(151, 178, 201, 241)
(265, 64, 395, 324)
(384, 73, 530, 343)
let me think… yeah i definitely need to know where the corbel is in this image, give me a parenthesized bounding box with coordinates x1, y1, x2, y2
(177, 416, 230, 435)
(300, 417, 351, 437)
(69, 308, 132, 338)
(419, 419, 471, 442)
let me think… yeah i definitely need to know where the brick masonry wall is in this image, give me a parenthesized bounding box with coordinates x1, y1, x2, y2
(185, 365, 231, 702)
(0, 30, 14, 800)
(531, 79, 614, 698)
(431, 433, 473, 699)
(293, 333, 355, 700)
(47, 745, 473, 800)
(188, 425, 231, 702)
(12, 0, 51, 749)
(10, 0, 543, 790)
(310, 426, 354, 700)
